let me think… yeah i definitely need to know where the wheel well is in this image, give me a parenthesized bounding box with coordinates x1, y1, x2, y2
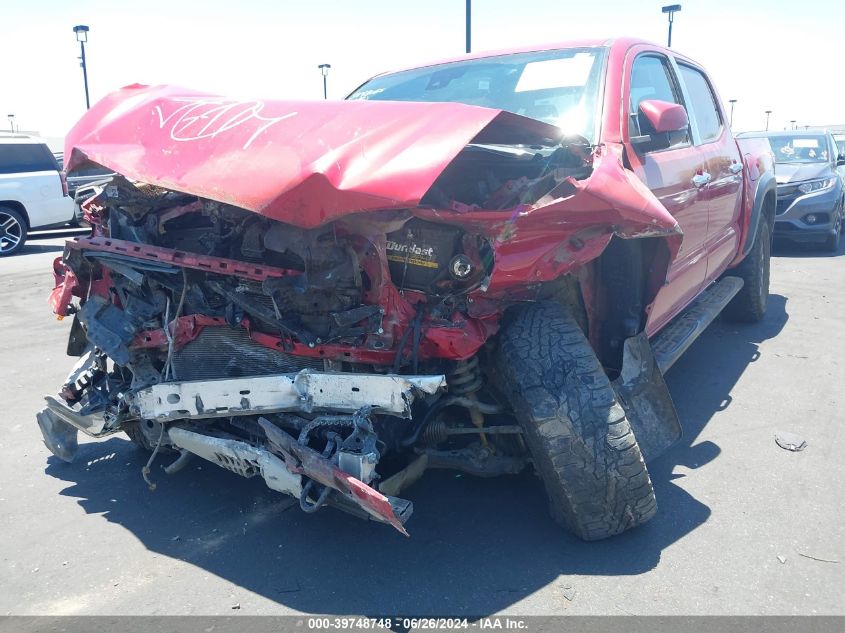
(763, 189, 776, 230)
(535, 236, 671, 375)
(0, 201, 30, 228)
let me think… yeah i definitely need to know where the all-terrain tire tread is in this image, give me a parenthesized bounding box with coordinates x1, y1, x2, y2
(724, 217, 771, 323)
(495, 303, 657, 541)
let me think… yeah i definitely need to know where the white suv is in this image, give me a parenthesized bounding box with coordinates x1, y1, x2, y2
(0, 134, 74, 256)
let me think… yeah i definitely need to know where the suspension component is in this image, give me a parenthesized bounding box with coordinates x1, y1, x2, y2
(447, 357, 489, 448)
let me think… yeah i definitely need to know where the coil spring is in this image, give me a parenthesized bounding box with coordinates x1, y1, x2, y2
(422, 419, 449, 445)
(447, 357, 482, 397)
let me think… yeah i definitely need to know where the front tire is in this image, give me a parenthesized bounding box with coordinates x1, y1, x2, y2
(724, 216, 771, 323)
(0, 206, 27, 256)
(821, 211, 841, 253)
(494, 303, 657, 541)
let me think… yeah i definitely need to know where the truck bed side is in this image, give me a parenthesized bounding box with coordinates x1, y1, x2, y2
(731, 137, 776, 265)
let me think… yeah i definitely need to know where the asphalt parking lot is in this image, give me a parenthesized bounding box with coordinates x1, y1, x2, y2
(1, 230, 843, 617)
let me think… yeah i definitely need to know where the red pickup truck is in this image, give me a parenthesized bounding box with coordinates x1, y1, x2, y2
(38, 38, 775, 540)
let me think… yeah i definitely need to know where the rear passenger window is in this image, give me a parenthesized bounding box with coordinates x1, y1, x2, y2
(677, 64, 722, 142)
(628, 55, 688, 145)
(0, 144, 59, 174)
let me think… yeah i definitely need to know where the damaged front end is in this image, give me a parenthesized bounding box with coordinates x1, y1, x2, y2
(39, 86, 679, 534)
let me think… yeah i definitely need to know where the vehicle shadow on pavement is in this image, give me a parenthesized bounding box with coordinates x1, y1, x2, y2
(43, 295, 789, 616)
(17, 243, 66, 255)
(773, 236, 844, 258)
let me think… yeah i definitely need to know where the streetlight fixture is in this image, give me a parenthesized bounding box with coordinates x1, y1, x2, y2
(765, 110, 772, 131)
(318, 63, 331, 100)
(7, 114, 14, 133)
(661, 5, 682, 47)
(728, 99, 737, 127)
(73, 25, 91, 109)
(465, 0, 471, 53)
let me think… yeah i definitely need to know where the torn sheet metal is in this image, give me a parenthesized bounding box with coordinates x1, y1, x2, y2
(168, 427, 302, 496)
(132, 370, 446, 421)
(258, 418, 411, 535)
(64, 84, 561, 228)
(612, 333, 682, 462)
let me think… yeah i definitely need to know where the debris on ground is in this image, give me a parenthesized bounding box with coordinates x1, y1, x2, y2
(775, 431, 807, 452)
(561, 585, 576, 601)
(797, 551, 839, 564)
(777, 555, 786, 564)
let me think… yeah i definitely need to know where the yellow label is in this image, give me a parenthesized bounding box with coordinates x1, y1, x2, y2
(386, 254, 439, 269)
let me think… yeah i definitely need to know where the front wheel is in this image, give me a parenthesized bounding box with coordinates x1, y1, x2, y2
(0, 206, 27, 256)
(494, 303, 657, 541)
(821, 211, 842, 253)
(724, 216, 771, 323)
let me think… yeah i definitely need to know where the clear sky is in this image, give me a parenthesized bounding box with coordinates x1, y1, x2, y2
(3, 0, 844, 140)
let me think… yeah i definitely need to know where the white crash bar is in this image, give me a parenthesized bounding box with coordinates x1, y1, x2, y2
(132, 370, 446, 421)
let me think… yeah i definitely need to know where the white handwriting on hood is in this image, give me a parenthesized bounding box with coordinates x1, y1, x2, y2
(154, 99, 297, 150)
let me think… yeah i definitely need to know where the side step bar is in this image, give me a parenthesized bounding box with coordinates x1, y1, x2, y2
(651, 276, 744, 374)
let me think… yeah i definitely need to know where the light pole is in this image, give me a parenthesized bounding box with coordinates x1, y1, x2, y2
(465, 0, 471, 53)
(662, 5, 682, 47)
(73, 25, 90, 109)
(7, 114, 14, 133)
(790, 120, 796, 130)
(318, 64, 331, 100)
(728, 99, 737, 127)
(765, 110, 772, 131)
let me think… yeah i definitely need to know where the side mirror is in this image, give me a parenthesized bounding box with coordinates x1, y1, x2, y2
(837, 154, 845, 167)
(639, 100, 689, 133)
(630, 100, 689, 152)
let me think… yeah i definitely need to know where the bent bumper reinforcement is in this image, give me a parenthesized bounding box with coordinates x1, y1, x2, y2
(131, 370, 447, 421)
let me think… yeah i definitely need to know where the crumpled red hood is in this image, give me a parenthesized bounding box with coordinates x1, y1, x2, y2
(65, 84, 562, 228)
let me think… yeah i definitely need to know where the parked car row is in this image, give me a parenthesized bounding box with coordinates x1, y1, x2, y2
(738, 130, 845, 251)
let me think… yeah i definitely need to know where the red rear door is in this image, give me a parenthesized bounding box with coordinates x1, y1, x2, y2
(674, 61, 743, 281)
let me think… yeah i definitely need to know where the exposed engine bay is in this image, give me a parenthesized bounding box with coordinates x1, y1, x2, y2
(37, 138, 602, 534)
(38, 85, 683, 535)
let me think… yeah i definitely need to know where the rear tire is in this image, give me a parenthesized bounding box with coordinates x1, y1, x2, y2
(724, 216, 771, 323)
(0, 206, 27, 256)
(494, 302, 657, 541)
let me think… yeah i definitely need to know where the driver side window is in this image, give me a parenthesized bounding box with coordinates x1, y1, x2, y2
(629, 55, 688, 145)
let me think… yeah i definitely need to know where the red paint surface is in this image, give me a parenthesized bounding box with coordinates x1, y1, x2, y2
(638, 100, 689, 134)
(65, 85, 557, 229)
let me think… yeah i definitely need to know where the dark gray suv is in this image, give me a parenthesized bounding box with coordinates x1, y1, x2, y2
(738, 130, 845, 251)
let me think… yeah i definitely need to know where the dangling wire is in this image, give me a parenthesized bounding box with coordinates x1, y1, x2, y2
(141, 424, 165, 491)
(163, 268, 188, 381)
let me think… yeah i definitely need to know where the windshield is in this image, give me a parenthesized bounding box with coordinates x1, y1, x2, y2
(769, 135, 830, 164)
(347, 47, 607, 143)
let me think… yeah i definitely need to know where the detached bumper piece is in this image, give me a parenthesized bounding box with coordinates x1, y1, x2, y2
(131, 370, 446, 421)
(36, 371, 444, 534)
(163, 414, 414, 535)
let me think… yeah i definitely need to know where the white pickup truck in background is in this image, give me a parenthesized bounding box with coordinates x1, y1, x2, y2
(0, 134, 74, 256)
